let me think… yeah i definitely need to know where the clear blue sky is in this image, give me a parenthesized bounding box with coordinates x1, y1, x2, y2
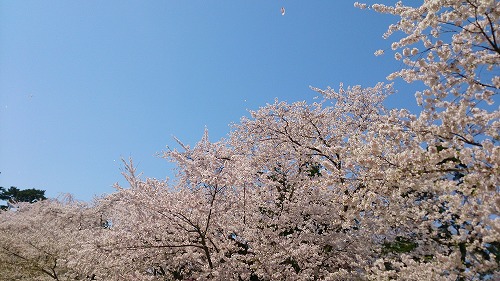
(1, 0, 417, 201)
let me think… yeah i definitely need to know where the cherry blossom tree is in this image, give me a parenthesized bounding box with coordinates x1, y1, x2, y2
(226, 83, 400, 280)
(93, 146, 252, 280)
(353, 0, 499, 279)
(0, 195, 104, 280)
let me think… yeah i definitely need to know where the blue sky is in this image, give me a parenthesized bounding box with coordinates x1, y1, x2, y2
(0, 0, 417, 202)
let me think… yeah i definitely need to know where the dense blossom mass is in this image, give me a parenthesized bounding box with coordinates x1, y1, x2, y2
(1, 1, 498, 280)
